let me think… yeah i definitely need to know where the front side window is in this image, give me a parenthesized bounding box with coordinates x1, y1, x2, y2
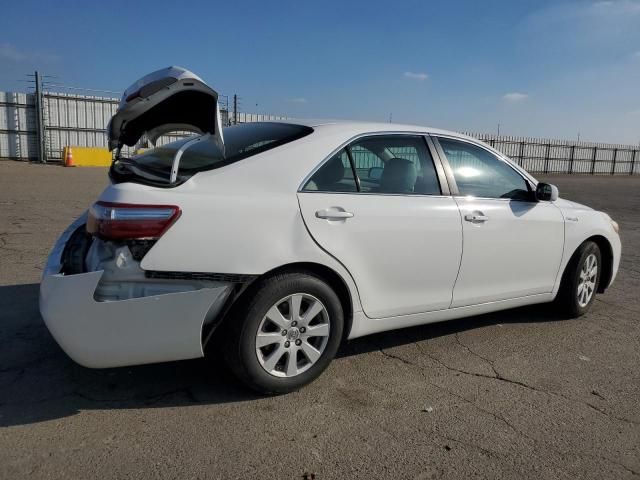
(303, 135, 441, 195)
(438, 138, 530, 200)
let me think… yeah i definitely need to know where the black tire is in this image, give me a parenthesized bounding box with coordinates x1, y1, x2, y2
(224, 271, 344, 394)
(555, 241, 601, 318)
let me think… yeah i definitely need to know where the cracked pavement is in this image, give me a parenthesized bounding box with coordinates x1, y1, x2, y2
(0, 162, 639, 479)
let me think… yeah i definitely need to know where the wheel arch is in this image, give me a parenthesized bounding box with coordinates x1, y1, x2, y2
(588, 235, 614, 293)
(563, 235, 613, 294)
(257, 262, 354, 341)
(210, 262, 355, 346)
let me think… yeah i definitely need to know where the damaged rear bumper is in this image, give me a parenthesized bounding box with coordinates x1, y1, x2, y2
(39, 215, 232, 368)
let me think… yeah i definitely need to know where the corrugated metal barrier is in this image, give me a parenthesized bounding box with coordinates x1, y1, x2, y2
(0, 88, 638, 175)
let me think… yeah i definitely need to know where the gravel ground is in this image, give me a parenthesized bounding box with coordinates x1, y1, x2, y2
(1, 162, 638, 479)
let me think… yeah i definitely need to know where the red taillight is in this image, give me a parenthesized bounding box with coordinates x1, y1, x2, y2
(87, 202, 181, 240)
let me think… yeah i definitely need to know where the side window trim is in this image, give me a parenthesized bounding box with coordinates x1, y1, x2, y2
(432, 135, 535, 201)
(424, 135, 451, 196)
(345, 146, 361, 192)
(431, 135, 460, 196)
(298, 131, 451, 196)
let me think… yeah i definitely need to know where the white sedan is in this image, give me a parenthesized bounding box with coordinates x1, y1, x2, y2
(40, 67, 621, 393)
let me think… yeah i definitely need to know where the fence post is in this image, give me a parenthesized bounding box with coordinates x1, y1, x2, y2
(233, 94, 238, 125)
(632, 150, 638, 175)
(611, 148, 617, 175)
(569, 145, 575, 174)
(34, 71, 47, 163)
(544, 143, 551, 173)
(518, 140, 525, 167)
(591, 146, 597, 175)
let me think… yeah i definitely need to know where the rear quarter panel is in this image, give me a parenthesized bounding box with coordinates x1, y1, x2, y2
(97, 134, 365, 313)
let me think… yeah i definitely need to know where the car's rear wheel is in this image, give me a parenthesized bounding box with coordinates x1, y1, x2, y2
(224, 271, 343, 394)
(555, 241, 601, 317)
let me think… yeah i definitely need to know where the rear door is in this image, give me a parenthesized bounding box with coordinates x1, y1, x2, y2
(297, 134, 463, 319)
(433, 136, 564, 307)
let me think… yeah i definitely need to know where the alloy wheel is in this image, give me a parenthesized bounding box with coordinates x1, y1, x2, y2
(577, 253, 598, 307)
(255, 293, 330, 377)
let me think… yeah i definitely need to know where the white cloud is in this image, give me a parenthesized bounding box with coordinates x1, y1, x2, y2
(502, 92, 529, 103)
(547, 0, 640, 20)
(591, 0, 640, 15)
(0, 43, 59, 63)
(0, 43, 26, 61)
(404, 71, 429, 81)
(525, 1, 640, 47)
(286, 97, 307, 104)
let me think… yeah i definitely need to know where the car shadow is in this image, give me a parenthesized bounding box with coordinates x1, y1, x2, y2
(0, 282, 566, 427)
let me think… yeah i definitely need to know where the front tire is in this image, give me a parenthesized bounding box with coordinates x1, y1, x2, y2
(555, 241, 601, 317)
(224, 271, 344, 394)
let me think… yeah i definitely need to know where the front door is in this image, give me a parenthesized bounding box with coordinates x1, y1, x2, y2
(434, 136, 565, 307)
(297, 134, 463, 318)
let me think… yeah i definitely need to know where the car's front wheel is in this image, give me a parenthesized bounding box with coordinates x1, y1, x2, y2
(224, 271, 344, 394)
(556, 240, 601, 317)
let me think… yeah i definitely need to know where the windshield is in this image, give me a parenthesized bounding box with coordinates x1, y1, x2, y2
(110, 122, 313, 186)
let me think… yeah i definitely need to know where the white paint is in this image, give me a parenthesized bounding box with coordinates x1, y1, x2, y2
(40, 93, 622, 369)
(39, 214, 232, 368)
(451, 197, 565, 307)
(40, 270, 231, 368)
(348, 293, 555, 338)
(298, 192, 462, 318)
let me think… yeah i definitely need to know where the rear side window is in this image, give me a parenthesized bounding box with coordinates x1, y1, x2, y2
(350, 136, 440, 194)
(302, 135, 441, 195)
(129, 123, 313, 174)
(302, 149, 358, 192)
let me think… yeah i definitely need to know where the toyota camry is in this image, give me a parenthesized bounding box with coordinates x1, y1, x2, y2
(40, 67, 621, 393)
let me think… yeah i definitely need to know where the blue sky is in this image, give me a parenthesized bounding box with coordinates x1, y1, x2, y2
(1, 0, 639, 144)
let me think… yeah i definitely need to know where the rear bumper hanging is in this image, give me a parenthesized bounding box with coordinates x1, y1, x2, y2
(39, 215, 232, 368)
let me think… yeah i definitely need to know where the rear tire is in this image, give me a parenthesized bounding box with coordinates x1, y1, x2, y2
(224, 271, 343, 394)
(555, 241, 601, 318)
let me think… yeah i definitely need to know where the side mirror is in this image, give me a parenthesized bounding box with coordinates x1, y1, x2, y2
(536, 182, 559, 202)
(368, 166, 383, 181)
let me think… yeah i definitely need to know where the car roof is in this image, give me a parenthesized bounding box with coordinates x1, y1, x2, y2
(195, 118, 538, 192)
(270, 118, 476, 142)
(256, 119, 538, 188)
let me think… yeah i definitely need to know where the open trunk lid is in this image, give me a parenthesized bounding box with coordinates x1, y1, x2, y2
(107, 66, 224, 151)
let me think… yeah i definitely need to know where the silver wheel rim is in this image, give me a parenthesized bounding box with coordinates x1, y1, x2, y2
(577, 253, 598, 307)
(255, 293, 330, 378)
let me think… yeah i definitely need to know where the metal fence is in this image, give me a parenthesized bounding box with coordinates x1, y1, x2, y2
(466, 133, 640, 175)
(0, 92, 38, 160)
(1, 87, 638, 174)
(0, 90, 287, 162)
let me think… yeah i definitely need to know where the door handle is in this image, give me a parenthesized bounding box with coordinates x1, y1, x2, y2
(315, 209, 354, 220)
(464, 212, 489, 223)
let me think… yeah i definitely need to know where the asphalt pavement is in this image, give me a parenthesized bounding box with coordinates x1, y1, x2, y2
(1, 162, 638, 479)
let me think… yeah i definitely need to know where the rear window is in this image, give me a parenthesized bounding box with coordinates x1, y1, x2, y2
(112, 122, 313, 185)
